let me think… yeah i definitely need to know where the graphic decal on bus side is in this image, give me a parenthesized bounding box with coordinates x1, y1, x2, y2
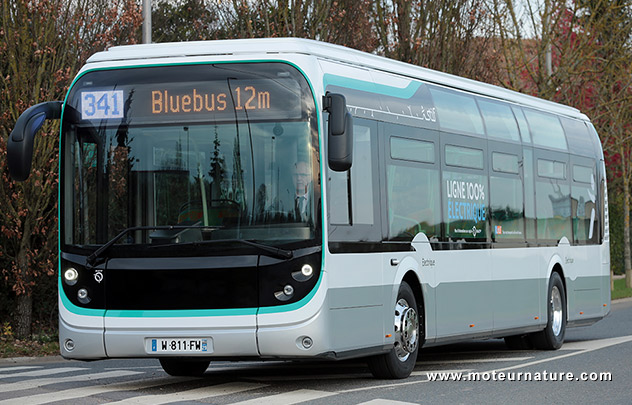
(444, 172, 487, 239)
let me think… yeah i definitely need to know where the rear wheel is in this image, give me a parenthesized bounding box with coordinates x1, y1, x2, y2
(367, 281, 421, 379)
(531, 272, 566, 350)
(159, 358, 210, 376)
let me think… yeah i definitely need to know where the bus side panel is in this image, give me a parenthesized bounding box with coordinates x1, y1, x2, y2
(322, 253, 385, 354)
(491, 247, 542, 333)
(565, 244, 608, 324)
(433, 249, 493, 339)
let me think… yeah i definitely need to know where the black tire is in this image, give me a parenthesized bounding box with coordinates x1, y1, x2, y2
(367, 281, 421, 379)
(504, 334, 533, 350)
(531, 272, 566, 350)
(159, 358, 210, 376)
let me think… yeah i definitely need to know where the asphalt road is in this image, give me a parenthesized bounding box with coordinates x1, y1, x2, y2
(1, 298, 631, 405)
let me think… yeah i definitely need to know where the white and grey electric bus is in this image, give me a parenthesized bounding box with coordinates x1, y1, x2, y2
(7, 38, 610, 379)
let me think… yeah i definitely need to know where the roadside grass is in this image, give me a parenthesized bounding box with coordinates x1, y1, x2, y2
(612, 277, 632, 300)
(0, 324, 59, 358)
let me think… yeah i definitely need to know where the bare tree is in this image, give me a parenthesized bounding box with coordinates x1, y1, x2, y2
(0, 0, 142, 339)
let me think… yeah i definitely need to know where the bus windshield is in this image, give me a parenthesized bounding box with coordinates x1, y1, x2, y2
(60, 63, 319, 255)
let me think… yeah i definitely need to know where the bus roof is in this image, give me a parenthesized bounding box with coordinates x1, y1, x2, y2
(87, 38, 586, 120)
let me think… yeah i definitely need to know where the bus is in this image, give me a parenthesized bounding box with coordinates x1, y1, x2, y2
(7, 38, 610, 379)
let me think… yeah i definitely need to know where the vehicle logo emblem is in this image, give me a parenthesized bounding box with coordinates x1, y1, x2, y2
(94, 270, 104, 283)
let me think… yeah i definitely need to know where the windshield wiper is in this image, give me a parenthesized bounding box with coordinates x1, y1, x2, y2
(85, 225, 223, 268)
(146, 238, 294, 260)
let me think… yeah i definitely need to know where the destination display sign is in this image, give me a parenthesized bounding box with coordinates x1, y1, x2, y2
(78, 78, 304, 124)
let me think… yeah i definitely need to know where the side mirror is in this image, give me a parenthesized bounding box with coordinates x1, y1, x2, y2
(7, 101, 62, 181)
(323, 92, 353, 172)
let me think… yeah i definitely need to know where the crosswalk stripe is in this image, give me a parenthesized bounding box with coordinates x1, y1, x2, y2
(0, 366, 41, 373)
(227, 389, 337, 405)
(0, 376, 195, 405)
(0, 369, 142, 394)
(0, 367, 86, 380)
(108, 382, 267, 404)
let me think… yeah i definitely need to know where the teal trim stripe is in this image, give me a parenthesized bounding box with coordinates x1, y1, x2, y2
(323, 73, 421, 98)
(59, 282, 106, 317)
(258, 272, 323, 314)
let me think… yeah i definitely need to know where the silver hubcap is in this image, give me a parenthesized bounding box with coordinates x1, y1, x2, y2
(394, 298, 419, 362)
(550, 286, 563, 336)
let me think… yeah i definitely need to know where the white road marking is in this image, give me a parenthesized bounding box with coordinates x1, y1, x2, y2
(0, 366, 41, 373)
(358, 400, 420, 405)
(108, 382, 267, 404)
(339, 335, 632, 394)
(419, 356, 533, 365)
(0, 367, 86, 380)
(490, 334, 632, 374)
(0, 370, 142, 394)
(0, 376, 195, 405)
(228, 389, 337, 405)
(105, 366, 162, 370)
(411, 369, 472, 377)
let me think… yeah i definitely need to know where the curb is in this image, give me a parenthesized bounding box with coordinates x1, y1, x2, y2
(0, 355, 64, 366)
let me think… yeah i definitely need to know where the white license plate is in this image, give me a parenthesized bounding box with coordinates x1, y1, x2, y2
(149, 338, 210, 353)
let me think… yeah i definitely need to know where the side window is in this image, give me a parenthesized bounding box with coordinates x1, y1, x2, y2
(512, 106, 531, 143)
(477, 99, 521, 142)
(523, 148, 536, 240)
(536, 156, 572, 241)
(443, 142, 487, 241)
(572, 162, 598, 244)
(490, 151, 524, 241)
(386, 135, 441, 241)
(328, 119, 380, 245)
(429, 86, 485, 136)
(524, 109, 567, 151)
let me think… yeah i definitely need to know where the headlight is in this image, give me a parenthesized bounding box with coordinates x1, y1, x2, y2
(63, 268, 79, 285)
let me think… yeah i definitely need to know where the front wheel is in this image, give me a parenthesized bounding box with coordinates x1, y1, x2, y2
(159, 358, 210, 376)
(531, 272, 566, 350)
(367, 281, 421, 379)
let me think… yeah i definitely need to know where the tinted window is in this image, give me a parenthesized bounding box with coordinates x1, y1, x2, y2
(429, 86, 485, 136)
(572, 164, 598, 244)
(445, 145, 484, 169)
(329, 122, 375, 225)
(391, 137, 434, 163)
(386, 165, 441, 241)
(478, 99, 520, 142)
(538, 159, 566, 180)
(512, 106, 531, 143)
(523, 109, 567, 150)
(491, 176, 524, 240)
(561, 118, 594, 157)
(492, 152, 519, 174)
(523, 149, 536, 240)
(536, 180, 571, 241)
(573, 164, 594, 184)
